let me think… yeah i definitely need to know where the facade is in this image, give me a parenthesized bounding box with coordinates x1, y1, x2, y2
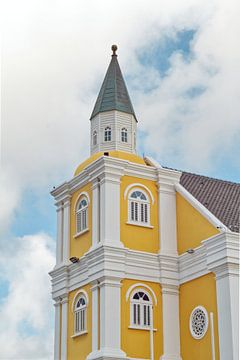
(50, 46, 239, 360)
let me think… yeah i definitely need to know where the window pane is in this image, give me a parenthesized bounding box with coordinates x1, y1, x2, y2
(135, 202, 138, 221)
(147, 305, 150, 326)
(141, 203, 144, 222)
(133, 304, 136, 324)
(133, 292, 140, 300)
(137, 304, 140, 325)
(145, 204, 148, 223)
(131, 201, 135, 221)
(144, 305, 147, 325)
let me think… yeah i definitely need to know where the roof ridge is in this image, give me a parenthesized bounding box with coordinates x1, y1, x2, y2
(162, 165, 240, 185)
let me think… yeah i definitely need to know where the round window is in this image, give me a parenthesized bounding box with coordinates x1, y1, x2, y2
(189, 306, 208, 339)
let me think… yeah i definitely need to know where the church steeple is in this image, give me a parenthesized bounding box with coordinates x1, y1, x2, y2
(90, 45, 137, 155)
(90, 45, 137, 121)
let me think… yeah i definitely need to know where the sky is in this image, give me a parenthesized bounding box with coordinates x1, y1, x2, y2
(1, 0, 240, 358)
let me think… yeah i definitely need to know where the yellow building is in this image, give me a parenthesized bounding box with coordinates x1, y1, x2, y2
(50, 45, 239, 360)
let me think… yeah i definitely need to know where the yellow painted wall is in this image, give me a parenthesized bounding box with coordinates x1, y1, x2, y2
(70, 183, 92, 259)
(121, 279, 163, 359)
(176, 193, 219, 254)
(180, 273, 220, 360)
(120, 176, 159, 253)
(67, 285, 92, 360)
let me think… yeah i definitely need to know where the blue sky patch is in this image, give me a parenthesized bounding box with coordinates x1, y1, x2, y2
(137, 29, 196, 77)
(11, 190, 56, 239)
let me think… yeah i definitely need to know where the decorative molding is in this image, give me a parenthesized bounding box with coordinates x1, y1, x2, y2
(74, 191, 90, 211)
(124, 183, 154, 204)
(126, 283, 157, 305)
(71, 289, 89, 312)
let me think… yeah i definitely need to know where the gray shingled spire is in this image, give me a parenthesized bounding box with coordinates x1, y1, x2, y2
(90, 45, 137, 121)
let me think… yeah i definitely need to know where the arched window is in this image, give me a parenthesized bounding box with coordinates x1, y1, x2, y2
(129, 190, 150, 225)
(74, 294, 87, 334)
(121, 128, 128, 142)
(76, 196, 88, 234)
(93, 130, 97, 146)
(130, 290, 152, 328)
(104, 127, 111, 142)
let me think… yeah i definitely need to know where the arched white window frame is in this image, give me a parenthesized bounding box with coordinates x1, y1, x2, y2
(104, 126, 111, 142)
(72, 290, 89, 336)
(93, 130, 97, 146)
(121, 127, 128, 142)
(127, 286, 156, 330)
(128, 188, 151, 226)
(75, 192, 90, 235)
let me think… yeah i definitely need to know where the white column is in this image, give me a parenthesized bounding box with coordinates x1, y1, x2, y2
(160, 285, 182, 360)
(215, 267, 239, 360)
(61, 295, 68, 360)
(56, 204, 63, 265)
(158, 180, 178, 255)
(62, 197, 71, 263)
(100, 174, 122, 247)
(204, 232, 239, 360)
(86, 282, 99, 360)
(99, 277, 126, 358)
(91, 179, 100, 248)
(54, 298, 61, 360)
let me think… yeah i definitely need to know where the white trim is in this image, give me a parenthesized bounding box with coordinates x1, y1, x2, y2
(71, 330, 88, 338)
(189, 305, 209, 339)
(126, 221, 154, 229)
(210, 312, 216, 360)
(175, 183, 228, 231)
(61, 296, 68, 360)
(126, 283, 157, 305)
(124, 183, 154, 204)
(54, 300, 61, 360)
(74, 228, 89, 238)
(72, 289, 89, 312)
(128, 326, 157, 331)
(74, 191, 90, 212)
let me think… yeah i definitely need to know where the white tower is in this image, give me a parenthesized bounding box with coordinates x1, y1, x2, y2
(90, 45, 137, 155)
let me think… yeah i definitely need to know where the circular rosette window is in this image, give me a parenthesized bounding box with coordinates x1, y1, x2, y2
(189, 306, 209, 339)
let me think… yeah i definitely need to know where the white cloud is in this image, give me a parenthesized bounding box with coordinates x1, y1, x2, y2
(0, 233, 55, 359)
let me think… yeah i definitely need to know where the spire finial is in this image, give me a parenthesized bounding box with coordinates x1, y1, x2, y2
(111, 44, 118, 56)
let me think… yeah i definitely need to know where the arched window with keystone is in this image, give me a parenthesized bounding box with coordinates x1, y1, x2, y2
(76, 196, 88, 234)
(128, 189, 150, 226)
(73, 293, 88, 335)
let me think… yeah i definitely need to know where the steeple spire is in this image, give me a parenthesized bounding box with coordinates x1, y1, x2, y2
(90, 45, 137, 120)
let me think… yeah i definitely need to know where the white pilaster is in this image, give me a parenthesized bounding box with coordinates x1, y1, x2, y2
(158, 171, 180, 255)
(204, 232, 239, 360)
(160, 285, 182, 360)
(56, 204, 63, 264)
(98, 277, 126, 358)
(62, 197, 71, 263)
(91, 179, 100, 248)
(99, 173, 123, 247)
(87, 282, 99, 359)
(61, 295, 68, 360)
(54, 298, 61, 360)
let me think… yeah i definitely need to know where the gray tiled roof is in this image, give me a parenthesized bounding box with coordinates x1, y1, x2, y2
(90, 54, 137, 120)
(180, 172, 240, 233)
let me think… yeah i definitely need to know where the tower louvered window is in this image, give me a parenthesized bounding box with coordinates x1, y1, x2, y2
(129, 190, 150, 225)
(131, 290, 152, 328)
(104, 127, 111, 141)
(76, 197, 88, 233)
(74, 296, 87, 334)
(121, 128, 128, 142)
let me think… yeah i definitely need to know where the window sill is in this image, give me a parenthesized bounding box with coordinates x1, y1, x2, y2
(126, 221, 153, 229)
(71, 330, 88, 338)
(74, 228, 89, 238)
(128, 326, 157, 332)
